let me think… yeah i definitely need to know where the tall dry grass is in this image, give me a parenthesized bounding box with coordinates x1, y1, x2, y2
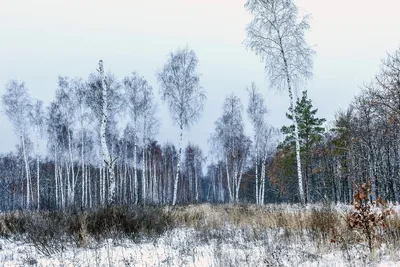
(0, 203, 398, 256)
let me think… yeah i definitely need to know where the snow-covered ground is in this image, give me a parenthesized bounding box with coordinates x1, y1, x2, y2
(0, 226, 399, 267)
(1, 203, 399, 266)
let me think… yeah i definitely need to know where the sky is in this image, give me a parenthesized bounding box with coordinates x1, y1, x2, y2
(0, 0, 399, 159)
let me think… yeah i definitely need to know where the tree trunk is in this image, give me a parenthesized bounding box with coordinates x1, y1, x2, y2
(134, 131, 138, 205)
(67, 127, 75, 205)
(255, 147, 259, 204)
(81, 113, 85, 207)
(59, 165, 64, 210)
(260, 159, 266, 205)
(21, 135, 30, 209)
(172, 127, 183, 206)
(153, 158, 157, 203)
(98, 60, 115, 205)
(36, 134, 40, 211)
(234, 162, 238, 202)
(142, 147, 146, 205)
(225, 157, 233, 203)
(195, 165, 199, 202)
(54, 148, 58, 209)
(280, 43, 305, 205)
(235, 162, 244, 203)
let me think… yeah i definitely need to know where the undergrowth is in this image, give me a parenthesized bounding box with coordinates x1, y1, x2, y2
(0, 202, 398, 259)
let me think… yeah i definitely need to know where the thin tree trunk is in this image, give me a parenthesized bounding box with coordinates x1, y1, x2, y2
(67, 127, 75, 205)
(142, 147, 146, 205)
(81, 123, 85, 207)
(260, 159, 266, 205)
(98, 60, 115, 205)
(195, 165, 199, 202)
(153, 158, 157, 203)
(172, 127, 183, 206)
(255, 148, 259, 204)
(21, 135, 30, 209)
(235, 161, 244, 203)
(225, 157, 233, 203)
(148, 149, 152, 203)
(59, 165, 64, 210)
(134, 130, 138, 205)
(54, 148, 58, 209)
(88, 166, 92, 208)
(36, 140, 40, 211)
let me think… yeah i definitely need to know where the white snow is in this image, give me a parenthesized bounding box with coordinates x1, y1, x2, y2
(0, 224, 399, 266)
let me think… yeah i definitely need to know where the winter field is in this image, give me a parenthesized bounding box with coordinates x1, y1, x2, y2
(0, 203, 399, 267)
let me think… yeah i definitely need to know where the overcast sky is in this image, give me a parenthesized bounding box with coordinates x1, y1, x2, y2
(1, 0, 400, 158)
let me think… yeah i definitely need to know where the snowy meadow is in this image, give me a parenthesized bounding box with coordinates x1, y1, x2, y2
(0, 203, 400, 266)
(1, 0, 400, 266)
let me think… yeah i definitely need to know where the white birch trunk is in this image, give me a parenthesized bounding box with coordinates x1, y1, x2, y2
(59, 166, 64, 210)
(36, 133, 40, 211)
(134, 130, 138, 205)
(233, 162, 239, 203)
(88, 166, 92, 208)
(260, 159, 266, 205)
(54, 148, 58, 209)
(102, 166, 105, 205)
(188, 165, 192, 202)
(255, 148, 259, 204)
(148, 150, 152, 203)
(153, 160, 157, 203)
(142, 147, 146, 205)
(21, 135, 30, 209)
(219, 166, 224, 202)
(66, 160, 71, 206)
(225, 157, 233, 203)
(235, 161, 244, 203)
(195, 165, 199, 202)
(124, 161, 127, 203)
(80, 107, 85, 207)
(282, 52, 305, 205)
(98, 60, 115, 205)
(67, 127, 75, 205)
(290, 92, 305, 204)
(172, 128, 183, 206)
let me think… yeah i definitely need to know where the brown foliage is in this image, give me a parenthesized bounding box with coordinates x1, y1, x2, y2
(346, 182, 395, 252)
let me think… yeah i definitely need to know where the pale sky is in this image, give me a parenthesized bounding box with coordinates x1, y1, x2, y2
(1, 0, 399, 157)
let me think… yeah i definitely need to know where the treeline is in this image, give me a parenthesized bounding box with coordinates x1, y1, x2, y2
(0, 48, 210, 211)
(1, 47, 400, 210)
(270, 49, 400, 204)
(2, 0, 400, 210)
(0, 142, 207, 210)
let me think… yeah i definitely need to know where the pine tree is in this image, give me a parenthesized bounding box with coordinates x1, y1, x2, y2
(280, 90, 326, 203)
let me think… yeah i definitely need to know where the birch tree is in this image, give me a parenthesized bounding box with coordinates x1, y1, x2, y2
(258, 125, 279, 204)
(245, 0, 316, 204)
(137, 81, 158, 205)
(123, 73, 156, 204)
(47, 101, 69, 209)
(2, 80, 33, 209)
(30, 99, 45, 210)
(184, 144, 205, 202)
(56, 77, 77, 206)
(246, 82, 268, 204)
(157, 47, 206, 205)
(87, 60, 122, 205)
(70, 78, 91, 207)
(213, 94, 250, 203)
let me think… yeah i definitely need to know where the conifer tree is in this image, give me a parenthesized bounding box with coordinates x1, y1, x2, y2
(281, 90, 326, 202)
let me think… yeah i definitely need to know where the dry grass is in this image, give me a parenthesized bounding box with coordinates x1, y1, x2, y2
(0, 203, 398, 257)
